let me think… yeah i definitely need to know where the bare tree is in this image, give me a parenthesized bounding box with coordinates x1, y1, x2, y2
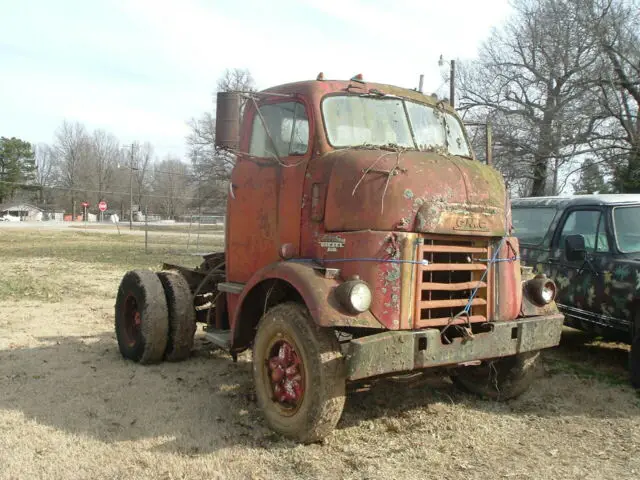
(54, 121, 91, 214)
(458, 0, 607, 196)
(122, 141, 155, 208)
(586, 0, 640, 191)
(187, 68, 256, 212)
(151, 156, 191, 218)
(90, 130, 119, 204)
(34, 143, 59, 204)
(216, 68, 255, 93)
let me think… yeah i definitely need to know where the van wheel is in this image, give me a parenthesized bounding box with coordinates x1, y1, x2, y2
(157, 270, 196, 362)
(115, 270, 169, 364)
(450, 351, 539, 400)
(252, 302, 345, 443)
(630, 311, 640, 388)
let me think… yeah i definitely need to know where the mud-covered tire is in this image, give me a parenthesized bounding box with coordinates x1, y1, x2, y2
(252, 302, 346, 443)
(450, 351, 539, 400)
(115, 270, 169, 364)
(630, 311, 640, 388)
(157, 270, 196, 362)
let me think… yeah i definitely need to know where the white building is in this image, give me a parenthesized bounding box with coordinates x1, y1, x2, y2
(0, 203, 43, 221)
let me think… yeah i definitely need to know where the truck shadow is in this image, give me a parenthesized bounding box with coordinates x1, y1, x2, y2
(0, 329, 637, 454)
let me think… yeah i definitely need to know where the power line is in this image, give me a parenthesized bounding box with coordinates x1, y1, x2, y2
(0, 179, 218, 202)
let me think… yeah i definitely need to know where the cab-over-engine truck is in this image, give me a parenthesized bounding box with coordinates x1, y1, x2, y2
(114, 75, 564, 443)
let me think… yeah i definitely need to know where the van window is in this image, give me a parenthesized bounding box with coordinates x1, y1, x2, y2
(558, 210, 609, 253)
(512, 207, 557, 245)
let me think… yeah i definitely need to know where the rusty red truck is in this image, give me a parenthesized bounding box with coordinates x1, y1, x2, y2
(114, 75, 564, 443)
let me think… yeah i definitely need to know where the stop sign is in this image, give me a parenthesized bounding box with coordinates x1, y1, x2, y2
(98, 201, 107, 212)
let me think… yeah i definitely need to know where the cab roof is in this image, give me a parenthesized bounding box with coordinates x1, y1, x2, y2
(511, 194, 640, 208)
(261, 79, 454, 113)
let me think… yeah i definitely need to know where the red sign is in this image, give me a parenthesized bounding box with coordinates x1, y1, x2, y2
(81, 202, 89, 208)
(98, 201, 107, 212)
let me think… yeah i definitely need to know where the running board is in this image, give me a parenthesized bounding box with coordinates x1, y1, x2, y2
(217, 282, 245, 294)
(203, 329, 231, 349)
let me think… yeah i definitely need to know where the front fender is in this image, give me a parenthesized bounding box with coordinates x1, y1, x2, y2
(232, 261, 385, 334)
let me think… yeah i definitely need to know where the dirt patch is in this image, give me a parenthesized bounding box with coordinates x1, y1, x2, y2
(1, 231, 639, 479)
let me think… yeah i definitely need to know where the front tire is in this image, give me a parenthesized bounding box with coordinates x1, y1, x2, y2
(115, 270, 169, 364)
(451, 351, 539, 400)
(252, 302, 346, 443)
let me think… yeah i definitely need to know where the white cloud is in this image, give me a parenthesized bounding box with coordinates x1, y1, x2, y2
(1, 0, 512, 159)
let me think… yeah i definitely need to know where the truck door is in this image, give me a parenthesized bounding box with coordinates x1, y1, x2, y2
(226, 100, 311, 284)
(549, 208, 610, 325)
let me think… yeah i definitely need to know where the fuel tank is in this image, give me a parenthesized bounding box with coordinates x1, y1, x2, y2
(323, 149, 507, 236)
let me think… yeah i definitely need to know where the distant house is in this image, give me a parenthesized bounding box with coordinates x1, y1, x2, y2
(0, 203, 43, 221)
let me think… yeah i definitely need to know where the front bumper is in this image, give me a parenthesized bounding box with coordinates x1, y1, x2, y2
(345, 314, 564, 381)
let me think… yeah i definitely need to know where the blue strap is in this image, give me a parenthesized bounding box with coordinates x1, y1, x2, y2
(287, 257, 429, 266)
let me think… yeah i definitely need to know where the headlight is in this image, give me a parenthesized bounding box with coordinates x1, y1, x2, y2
(526, 275, 556, 306)
(335, 278, 372, 314)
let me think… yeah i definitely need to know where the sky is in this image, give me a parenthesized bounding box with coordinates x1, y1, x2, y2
(0, 0, 512, 161)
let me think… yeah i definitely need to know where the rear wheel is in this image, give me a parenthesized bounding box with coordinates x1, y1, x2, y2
(630, 311, 640, 388)
(451, 351, 539, 400)
(115, 270, 169, 364)
(252, 302, 346, 443)
(157, 270, 196, 362)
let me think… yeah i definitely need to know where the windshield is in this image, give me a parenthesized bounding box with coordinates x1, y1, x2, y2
(322, 95, 471, 156)
(613, 206, 640, 252)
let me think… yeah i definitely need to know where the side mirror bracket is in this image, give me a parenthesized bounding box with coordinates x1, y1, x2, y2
(565, 234, 599, 276)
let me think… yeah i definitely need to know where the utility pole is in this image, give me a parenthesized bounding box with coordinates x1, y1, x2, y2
(129, 144, 135, 230)
(120, 144, 137, 230)
(438, 55, 456, 108)
(449, 59, 455, 108)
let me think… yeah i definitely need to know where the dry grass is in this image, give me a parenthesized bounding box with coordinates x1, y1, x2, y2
(1, 228, 639, 480)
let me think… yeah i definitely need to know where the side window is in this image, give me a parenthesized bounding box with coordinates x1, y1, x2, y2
(249, 102, 309, 157)
(558, 210, 609, 253)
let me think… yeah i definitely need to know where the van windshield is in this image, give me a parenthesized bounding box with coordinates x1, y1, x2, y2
(322, 96, 471, 157)
(613, 206, 640, 252)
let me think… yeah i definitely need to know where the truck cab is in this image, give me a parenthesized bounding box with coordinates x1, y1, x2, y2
(115, 76, 564, 443)
(512, 194, 640, 387)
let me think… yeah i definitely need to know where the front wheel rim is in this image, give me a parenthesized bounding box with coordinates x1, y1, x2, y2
(264, 334, 306, 416)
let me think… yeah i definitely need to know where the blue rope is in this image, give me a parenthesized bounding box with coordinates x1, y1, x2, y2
(476, 256, 520, 263)
(289, 237, 518, 319)
(461, 237, 510, 315)
(287, 257, 429, 266)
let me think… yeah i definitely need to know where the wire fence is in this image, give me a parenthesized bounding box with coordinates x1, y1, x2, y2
(62, 214, 226, 258)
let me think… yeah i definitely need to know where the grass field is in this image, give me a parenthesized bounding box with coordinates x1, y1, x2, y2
(0, 228, 639, 479)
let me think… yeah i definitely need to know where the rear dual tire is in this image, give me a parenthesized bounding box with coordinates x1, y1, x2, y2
(115, 270, 169, 364)
(115, 270, 195, 364)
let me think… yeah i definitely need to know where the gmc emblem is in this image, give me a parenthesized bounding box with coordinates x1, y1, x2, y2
(454, 216, 489, 231)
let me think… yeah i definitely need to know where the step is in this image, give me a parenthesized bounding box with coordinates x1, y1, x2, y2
(203, 329, 231, 349)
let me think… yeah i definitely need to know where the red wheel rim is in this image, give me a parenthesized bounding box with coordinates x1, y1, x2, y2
(265, 336, 305, 415)
(122, 294, 141, 347)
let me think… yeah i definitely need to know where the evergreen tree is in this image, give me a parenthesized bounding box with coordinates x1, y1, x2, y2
(0, 137, 37, 203)
(573, 158, 610, 194)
